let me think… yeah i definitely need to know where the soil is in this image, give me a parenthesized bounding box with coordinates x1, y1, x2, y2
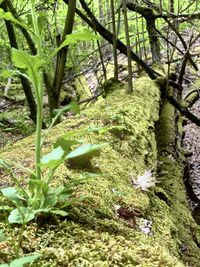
(183, 98, 200, 206)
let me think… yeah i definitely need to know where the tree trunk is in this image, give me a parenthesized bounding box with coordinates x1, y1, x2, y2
(65, 0, 156, 79)
(51, 0, 77, 122)
(145, 16, 161, 63)
(110, 0, 119, 80)
(125, 2, 161, 63)
(122, 0, 133, 93)
(0, 1, 38, 125)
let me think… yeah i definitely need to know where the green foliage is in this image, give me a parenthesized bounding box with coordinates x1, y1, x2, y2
(0, 136, 107, 224)
(12, 48, 44, 75)
(50, 29, 100, 58)
(0, 254, 41, 267)
(0, 2, 107, 226)
(0, 177, 86, 224)
(0, 8, 31, 33)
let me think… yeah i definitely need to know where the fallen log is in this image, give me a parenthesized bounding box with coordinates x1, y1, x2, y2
(0, 77, 200, 266)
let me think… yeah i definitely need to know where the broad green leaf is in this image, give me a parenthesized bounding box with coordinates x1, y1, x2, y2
(42, 195, 57, 208)
(4, 12, 32, 33)
(12, 49, 30, 68)
(49, 185, 65, 194)
(66, 143, 108, 167)
(1, 187, 25, 204)
(65, 30, 100, 44)
(53, 138, 82, 155)
(12, 49, 44, 70)
(61, 130, 85, 140)
(50, 209, 68, 216)
(12, 48, 45, 86)
(0, 264, 9, 267)
(28, 179, 48, 195)
(40, 146, 65, 168)
(49, 185, 73, 199)
(0, 10, 33, 34)
(66, 143, 108, 159)
(33, 208, 51, 214)
(4, 12, 22, 25)
(50, 30, 100, 57)
(10, 254, 41, 267)
(0, 69, 31, 82)
(53, 101, 80, 115)
(68, 101, 80, 114)
(8, 208, 35, 224)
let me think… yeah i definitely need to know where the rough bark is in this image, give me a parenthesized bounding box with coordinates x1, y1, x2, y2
(110, 0, 118, 80)
(124, 2, 161, 63)
(51, 0, 77, 121)
(122, 0, 133, 93)
(0, 1, 38, 125)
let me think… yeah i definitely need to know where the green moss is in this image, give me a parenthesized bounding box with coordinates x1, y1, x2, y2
(156, 100, 175, 153)
(156, 87, 200, 266)
(75, 75, 92, 100)
(1, 77, 199, 266)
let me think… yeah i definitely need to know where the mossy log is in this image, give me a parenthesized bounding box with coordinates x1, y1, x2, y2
(0, 78, 200, 266)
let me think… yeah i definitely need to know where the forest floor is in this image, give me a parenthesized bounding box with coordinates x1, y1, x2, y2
(183, 91, 200, 215)
(0, 95, 35, 150)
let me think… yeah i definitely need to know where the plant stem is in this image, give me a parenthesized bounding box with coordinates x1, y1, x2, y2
(15, 222, 26, 257)
(30, 0, 44, 180)
(41, 112, 62, 146)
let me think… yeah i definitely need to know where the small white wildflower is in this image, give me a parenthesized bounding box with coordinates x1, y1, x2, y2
(131, 170, 157, 191)
(137, 218, 153, 235)
(113, 204, 121, 211)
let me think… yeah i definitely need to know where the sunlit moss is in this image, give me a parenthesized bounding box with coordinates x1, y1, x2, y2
(1, 78, 199, 266)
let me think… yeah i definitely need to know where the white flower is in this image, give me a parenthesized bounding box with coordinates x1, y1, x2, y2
(131, 170, 157, 191)
(137, 218, 153, 235)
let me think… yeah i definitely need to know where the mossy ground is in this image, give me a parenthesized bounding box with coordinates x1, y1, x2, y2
(0, 78, 200, 266)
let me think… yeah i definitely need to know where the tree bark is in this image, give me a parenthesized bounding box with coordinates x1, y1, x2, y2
(0, 1, 38, 125)
(124, 2, 161, 63)
(110, 0, 118, 80)
(122, 0, 133, 93)
(51, 0, 77, 121)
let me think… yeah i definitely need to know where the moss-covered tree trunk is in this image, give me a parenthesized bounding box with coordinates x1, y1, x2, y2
(156, 84, 200, 266)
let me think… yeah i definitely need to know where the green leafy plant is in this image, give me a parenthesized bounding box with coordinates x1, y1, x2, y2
(0, 254, 41, 267)
(0, 1, 107, 225)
